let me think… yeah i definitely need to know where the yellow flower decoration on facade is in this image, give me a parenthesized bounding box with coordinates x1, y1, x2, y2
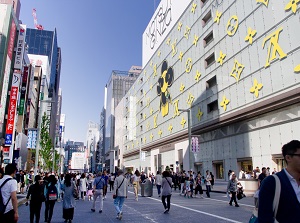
(230, 59, 245, 83)
(171, 39, 178, 57)
(256, 0, 269, 7)
(195, 70, 201, 82)
(191, 2, 197, 13)
(220, 96, 230, 111)
(184, 26, 191, 39)
(150, 61, 153, 67)
(143, 113, 147, 120)
(193, 34, 199, 46)
(185, 58, 193, 73)
(168, 124, 173, 133)
(180, 83, 185, 92)
(196, 108, 203, 121)
(245, 27, 257, 45)
(143, 136, 147, 144)
(146, 98, 150, 107)
(217, 51, 226, 65)
(178, 22, 183, 31)
(214, 10, 222, 24)
(146, 121, 150, 130)
(294, 64, 300, 73)
(157, 51, 161, 57)
(158, 129, 163, 137)
(173, 99, 180, 118)
(150, 108, 154, 115)
(150, 133, 154, 140)
(153, 64, 157, 77)
(187, 92, 195, 107)
(136, 141, 139, 146)
(226, 15, 239, 36)
(144, 70, 146, 75)
(179, 51, 184, 62)
(166, 37, 171, 45)
(132, 142, 134, 149)
(150, 84, 153, 90)
(285, 0, 300, 13)
(153, 114, 158, 128)
(250, 79, 263, 98)
(180, 116, 187, 128)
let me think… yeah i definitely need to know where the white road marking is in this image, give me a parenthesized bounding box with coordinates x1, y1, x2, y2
(128, 191, 243, 223)
(205, 197, 255, 208)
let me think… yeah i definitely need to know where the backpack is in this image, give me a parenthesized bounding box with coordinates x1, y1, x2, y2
(46, 183, 58, 201)
(0, 178, 13, 215)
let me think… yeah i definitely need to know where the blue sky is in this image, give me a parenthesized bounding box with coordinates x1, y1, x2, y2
(19, 0, 159, 143)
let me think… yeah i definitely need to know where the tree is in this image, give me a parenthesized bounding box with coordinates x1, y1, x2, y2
(39, 112, 55, 171)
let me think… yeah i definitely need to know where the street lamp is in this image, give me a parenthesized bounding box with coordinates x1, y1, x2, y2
(34, 99, 55, 176)
(178, 108, 192, 171)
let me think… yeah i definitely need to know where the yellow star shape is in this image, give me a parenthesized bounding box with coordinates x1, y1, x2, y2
(217, 51, 226, 65)
(166, 37, 171, 45)
(230, 59, 245, 83)
(180, 116, 187, 128)
(157, 51, 161, 57)
(294, 64, 300, 73)
(191, 2, 197, 13)
(220, 96, 230, 111)
(143, 113, 147, 120)
(153, 64, 157, 78)
(178, 21, 183, 31)
(150, 133, 154, 140)
(146, 121, 150, 130)
(187, 92, 195, 107)
(158, 129, 163, 137)
(195, 70, 201, 83)
(143, 137, 147, 144)
(193, 34, 199, 46)
(245, 27, 257, 45)
(285, 0, 300, 14)
(168, 124, 173, 133)
(150, 108, 154, 115)
(184, 26, 191, 39)
(214, 10, 222, 24)
(256, 0, 269, 7)
(179, 51, 184, 62)
(196, 108, 203, 121)
(250, 78, 263, 98)
(180, 83, 185, 92)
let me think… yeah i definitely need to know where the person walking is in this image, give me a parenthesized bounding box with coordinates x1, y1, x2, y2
(131, 170, 141, 201)
(61, 174, 76, 223)
(205, 170, 212, 198)
(258, 140, 300, 223)
(113, 169, 128, 220)
(227, 173, 239, 207)
(44, 175, 58, 223)
(161, 171, 172, 214)
(102, 171, 109, 199)
(79, 173, 87, 200)
(91, 172, 105, 213)
(25, 175, 45, 223)
(155, 171, 162, 197)
(194, 173, 204, 198)
(0, 163, 18, 223)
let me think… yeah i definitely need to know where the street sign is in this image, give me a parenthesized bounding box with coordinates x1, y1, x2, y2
(27, 128, 38, 149)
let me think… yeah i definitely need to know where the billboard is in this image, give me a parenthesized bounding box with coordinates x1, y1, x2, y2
(71, 152, 85, 170)
(5, 73, 21, 145)
(28, 54, 50, 86)
(142, 0, 192, 67)
(14, 24, 26, 69)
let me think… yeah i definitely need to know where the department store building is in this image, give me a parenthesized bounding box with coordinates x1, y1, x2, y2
(116, 0, 300, 180)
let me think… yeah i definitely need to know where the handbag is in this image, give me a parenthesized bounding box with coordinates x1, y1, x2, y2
(113, 177, 125, 199)
(248, 175, 281, 223)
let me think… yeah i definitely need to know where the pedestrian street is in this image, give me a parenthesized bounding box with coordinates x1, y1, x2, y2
(18, 189, 255, 223)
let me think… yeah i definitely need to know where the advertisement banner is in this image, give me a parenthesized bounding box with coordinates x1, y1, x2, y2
(18, 66, 28, 115)
(14, 24, 26, 69)
(5, 73, 21, 145)
(28, 54, 50, 86)
(26, 129, 38, 149)
(142, 0, 192, 67)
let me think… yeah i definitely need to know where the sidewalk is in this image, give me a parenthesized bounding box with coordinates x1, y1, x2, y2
(17, 194, 27, 206)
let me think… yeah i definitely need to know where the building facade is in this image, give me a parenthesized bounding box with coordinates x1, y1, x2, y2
(86, 121, 100, 173)
(120, 0, 300, 179)
(104, 67, 141, 172)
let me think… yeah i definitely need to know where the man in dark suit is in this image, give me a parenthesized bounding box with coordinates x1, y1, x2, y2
(258, 140, 300, 223)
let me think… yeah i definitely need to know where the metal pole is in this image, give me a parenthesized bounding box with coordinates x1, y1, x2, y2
(187, 109, 192, 171)
(139, 141, 141, 172)
(52, 146, 55, 173)
(34, 128, 40, 177)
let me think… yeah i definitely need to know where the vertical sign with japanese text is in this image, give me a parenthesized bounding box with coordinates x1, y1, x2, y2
(5, 73, 21, 145)
(14, 24, 26, 69)
(18, 66, 28, 115)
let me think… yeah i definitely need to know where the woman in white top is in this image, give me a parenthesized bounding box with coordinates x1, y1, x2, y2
(79, 173, 87, 200)
(131, 170, 141, 201)
(205, 170, 212, 198)
(155, 171, 162, 197)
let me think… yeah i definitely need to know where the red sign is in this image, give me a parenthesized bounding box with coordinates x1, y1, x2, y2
(5, 86, 18, 135)
(7, 20, 16, 60)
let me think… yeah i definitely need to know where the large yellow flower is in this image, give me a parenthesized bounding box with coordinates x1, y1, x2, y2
(250, 79, 263, 98)
(285, 0, 300, 14)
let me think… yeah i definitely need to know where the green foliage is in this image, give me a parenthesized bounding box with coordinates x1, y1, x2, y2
(39, 112, 59, 172)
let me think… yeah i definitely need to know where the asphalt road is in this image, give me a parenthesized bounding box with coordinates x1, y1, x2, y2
(18, 188, 255, 223)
